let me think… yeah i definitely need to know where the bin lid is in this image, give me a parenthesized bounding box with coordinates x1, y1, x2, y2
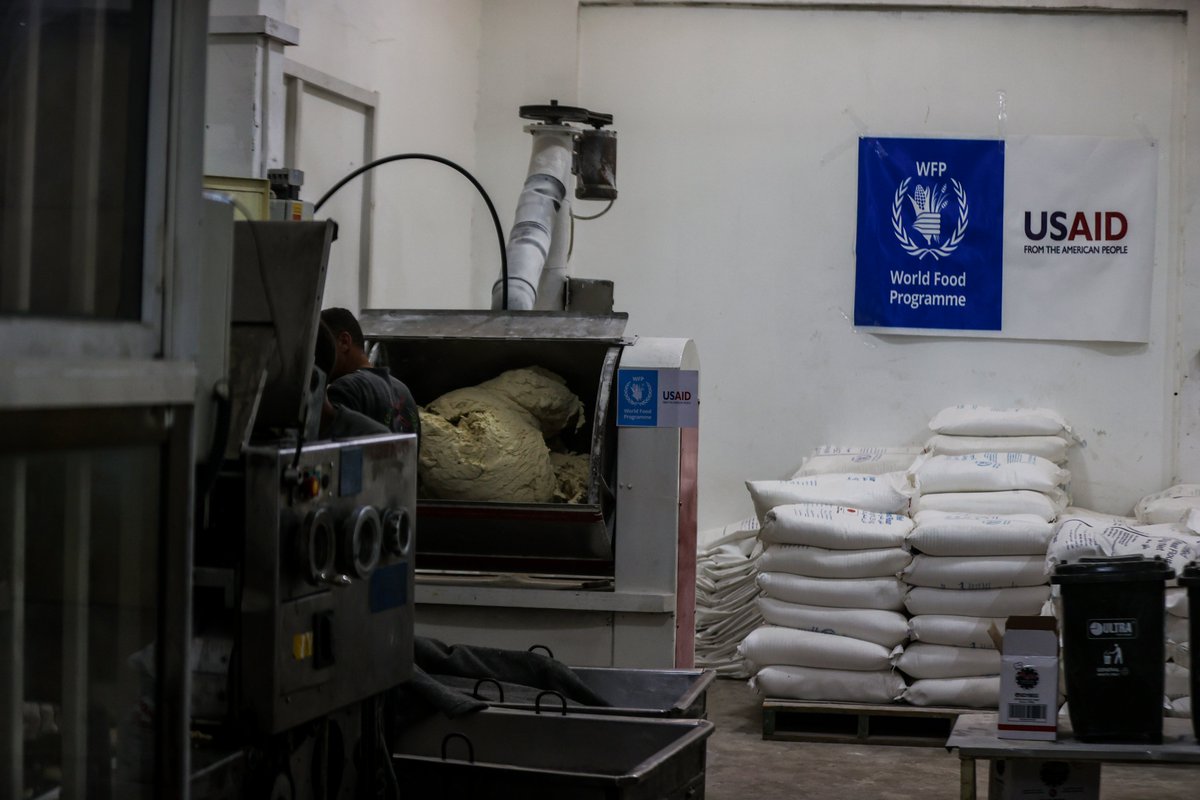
(1051, 555, 1175, 584)
(1179, 560, 1200, 587)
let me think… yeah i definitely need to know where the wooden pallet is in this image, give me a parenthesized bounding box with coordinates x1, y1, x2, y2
(762, 699, 969, 747)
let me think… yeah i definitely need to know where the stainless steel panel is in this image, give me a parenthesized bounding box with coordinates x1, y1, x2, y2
(240, 433, 417, 734)
(229, 220, 335, 440)
(359, 309, 629, 343)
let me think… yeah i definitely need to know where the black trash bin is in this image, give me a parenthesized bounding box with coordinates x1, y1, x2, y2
(1052, 555, 1174, 744)
(1178, 561, 1200, 741)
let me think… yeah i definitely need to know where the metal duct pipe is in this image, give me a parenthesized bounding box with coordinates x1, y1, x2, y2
(491, 130, 574, 311)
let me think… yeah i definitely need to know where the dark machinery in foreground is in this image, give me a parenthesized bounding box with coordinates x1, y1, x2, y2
(190, 220, 417, 798)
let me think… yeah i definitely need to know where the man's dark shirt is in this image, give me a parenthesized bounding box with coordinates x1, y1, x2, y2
(327, 367, 420, 439)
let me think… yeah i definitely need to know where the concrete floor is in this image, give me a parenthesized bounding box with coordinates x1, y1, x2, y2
(703, 678, 1199, 799)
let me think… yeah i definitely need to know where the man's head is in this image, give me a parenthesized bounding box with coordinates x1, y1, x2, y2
(320, 307, 369, 379)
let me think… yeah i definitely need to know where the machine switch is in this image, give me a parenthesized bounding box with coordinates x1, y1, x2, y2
(292, 631, 314, 660)
(296, 472, 321, 500)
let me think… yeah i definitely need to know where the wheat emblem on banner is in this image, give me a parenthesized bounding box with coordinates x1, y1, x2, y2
(892, 177, 969, 260)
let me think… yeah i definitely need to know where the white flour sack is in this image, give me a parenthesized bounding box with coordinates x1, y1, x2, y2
(1166, 588, 1190, 618)
(791, 445, 923, 478)
(1171, 642, 1191, 669)
(1166, 662, 1190, 700)
(1059, 506, 1136, 529)
(746, 473, 912, 520)
(909, 615, 1004, 650)
(738, 626, 897, 671)
(925, 434, 1071, 464)
(907, 512, 1053, 556)
(758, 543, 912, 579)
(759, 504, 913, 550)
(903, 676, 999, 708)
(909, 452, 1067, 495)
(897, 643, 1001, 679)
(756, 597, 909, 648)
(912, 489, 1066, 521)
(902, 555, 1048, 590)
(905, 585, 1051, 617)
(698, 516, 760, 553)
(1135, 484, 1200, 525)
(1046, 518, 1200, 575)
(757, 572, 906, 611)
(1168, 696, 1191, 719)
(928, 405, 1073, 438)
(1168, 615, 1189, 644)
(751, 665, 905, 704)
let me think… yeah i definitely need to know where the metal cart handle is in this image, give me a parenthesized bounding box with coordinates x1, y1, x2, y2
(534, 690, 568, 716)
(527, 644, 555, 660)
(440, 732, 475, 764)
(471, 677, 504, 702)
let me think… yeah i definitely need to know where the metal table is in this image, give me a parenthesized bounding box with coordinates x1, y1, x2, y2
(946, 713, 1200, 800)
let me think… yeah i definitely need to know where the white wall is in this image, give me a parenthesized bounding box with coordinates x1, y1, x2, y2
(283, 0, 484, 310)
(565, 4, 1185, 523)
(289, 85, 369, 312)
(218, 1, 1200, 528)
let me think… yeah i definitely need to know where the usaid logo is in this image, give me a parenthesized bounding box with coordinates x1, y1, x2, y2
(891, 161, 970, 261)
(1087, 619, 1137, 639)
(1024, 210, 1127, 242)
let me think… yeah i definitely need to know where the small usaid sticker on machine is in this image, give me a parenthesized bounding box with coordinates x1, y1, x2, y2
(617, 369, 698, 428)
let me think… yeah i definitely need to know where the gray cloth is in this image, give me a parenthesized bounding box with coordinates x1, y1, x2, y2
(413, 637, 610, 708)
(327, 367, 420, 438)
(387, 639, 611, 729)
(388, 666, 487, 728)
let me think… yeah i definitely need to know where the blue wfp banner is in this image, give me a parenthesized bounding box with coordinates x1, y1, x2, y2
(855, 137, 1005, 330)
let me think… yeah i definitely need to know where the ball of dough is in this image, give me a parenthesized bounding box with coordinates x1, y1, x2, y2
(480, 367, 585, 437)
(550, 452, 590, 504)
(418, 367, 589, 504)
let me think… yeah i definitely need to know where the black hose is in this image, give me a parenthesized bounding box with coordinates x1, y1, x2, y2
(313, 153, 509, 310)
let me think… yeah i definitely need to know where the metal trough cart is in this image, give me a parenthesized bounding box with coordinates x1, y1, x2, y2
(392, 708, 714, 799)
(438, 667, 716, 719)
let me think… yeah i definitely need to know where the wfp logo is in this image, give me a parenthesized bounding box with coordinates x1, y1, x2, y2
(623, 376, 652, 407)
(892, 161, 969, 261)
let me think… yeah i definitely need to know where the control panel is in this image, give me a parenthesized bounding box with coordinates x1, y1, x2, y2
(240, 433, 417, 734)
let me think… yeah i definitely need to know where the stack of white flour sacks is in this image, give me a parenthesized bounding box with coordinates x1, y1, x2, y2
(695, 516, 765, 678)
(738, 446, 921, 703)
(900, 406, 1074, 708)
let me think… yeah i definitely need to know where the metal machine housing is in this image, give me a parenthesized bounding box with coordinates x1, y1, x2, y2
(360, 309, 697, 669)
(238, 428, 417, 734)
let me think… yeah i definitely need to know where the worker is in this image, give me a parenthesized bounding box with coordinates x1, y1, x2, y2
(320, 307, 421, 439)
(314, 321, 390, 439)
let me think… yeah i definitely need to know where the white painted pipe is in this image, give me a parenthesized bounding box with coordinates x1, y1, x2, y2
(491, 129, 574, 311)
(536, 186, 573, 310)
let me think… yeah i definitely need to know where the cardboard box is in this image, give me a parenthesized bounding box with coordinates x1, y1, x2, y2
(997, 616, 1059, 740)
(988, 759, 1100, 800)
